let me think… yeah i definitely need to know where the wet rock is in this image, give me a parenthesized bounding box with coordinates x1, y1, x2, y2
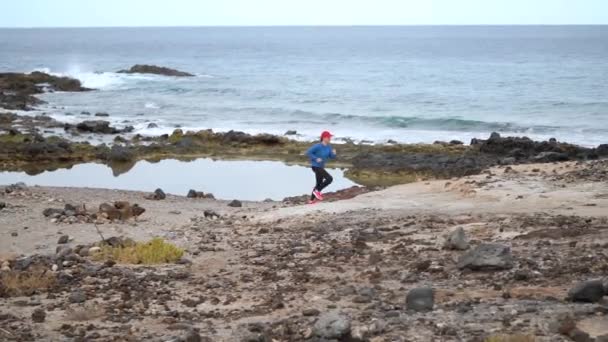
(68, 290, 86, 303)
(107, 145, 135, 162)
(74, 120, 118, 134)
(457, 243, 514, 270)
(228, 200, 243, 208)
(0, 71, 89, 110)
(406, 287, 434, 312)
(94, 112, 109, 117)
(57, 235, 69, 244)
(284, 130, 297, 135)
(313, 311, 352, 340)
(147, 123, 158, 128)
(31, 308, 46, 323)
(0, 202, 5, 210)
(443, 227, 469, 250)
(117, 64, 194, 77)
(568, 280, 605, 303)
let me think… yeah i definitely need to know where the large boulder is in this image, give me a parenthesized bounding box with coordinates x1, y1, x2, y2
(117, 64, 194, 77)
(313, 311, 352, 340)
(406, 287, 434, 312)
(457, 243, 514, 270)
(107, 145, 135, 162)
(568, 280, 605, 303)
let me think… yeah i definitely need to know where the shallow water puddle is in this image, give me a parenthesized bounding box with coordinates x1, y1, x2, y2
(0, 158, 357, 201)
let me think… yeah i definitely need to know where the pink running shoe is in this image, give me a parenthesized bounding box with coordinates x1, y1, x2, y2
(312, 189, 324, 201)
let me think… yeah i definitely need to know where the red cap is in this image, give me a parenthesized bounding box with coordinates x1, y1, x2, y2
(321, 131, 333, 139)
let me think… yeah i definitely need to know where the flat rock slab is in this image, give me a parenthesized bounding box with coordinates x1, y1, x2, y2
(457, 243, 514, 270)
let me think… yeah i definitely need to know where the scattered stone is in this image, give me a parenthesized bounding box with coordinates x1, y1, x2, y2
(313, 311, 352, 340)
(303, 308, 321, 317)
(57, 235, 69, 244)
(228, 200, 242, 208)
(187, 189, 215, 199)
(68, 290, 86, 303)
(203, 210, 220, 219)
(568, 280, 606, 303)
(98, 201, 145, 221)
(145, 188, 166, 200)
(457, 243, 514, 270)
(443, 227, 470, 250)
(406, 287, 434, 312)
(31, 308, 46, 323)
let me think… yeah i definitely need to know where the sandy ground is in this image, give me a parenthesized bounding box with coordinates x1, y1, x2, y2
(1, 160, 608, 341)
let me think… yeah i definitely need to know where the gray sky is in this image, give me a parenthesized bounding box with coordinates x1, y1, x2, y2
(1, 0, 606, 27)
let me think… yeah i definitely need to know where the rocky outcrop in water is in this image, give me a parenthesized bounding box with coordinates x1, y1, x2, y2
(117, 64, 194, 77)
(0, 72, 90, 110)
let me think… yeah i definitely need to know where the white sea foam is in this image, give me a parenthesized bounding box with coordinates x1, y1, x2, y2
(32, 66, 156, 90)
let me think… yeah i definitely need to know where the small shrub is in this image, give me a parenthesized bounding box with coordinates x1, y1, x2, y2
(92, 237, 184, 264)
(485, 334, 537, 342)
(1, 268, 56, 297)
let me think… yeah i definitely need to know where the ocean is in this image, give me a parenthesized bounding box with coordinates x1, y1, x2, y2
(1, 26, 607, 146)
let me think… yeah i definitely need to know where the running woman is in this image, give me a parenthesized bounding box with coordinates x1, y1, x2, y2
(306, 131, 337, 203)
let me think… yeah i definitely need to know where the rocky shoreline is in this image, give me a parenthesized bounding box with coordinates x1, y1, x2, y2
(1, 71, 607, 187)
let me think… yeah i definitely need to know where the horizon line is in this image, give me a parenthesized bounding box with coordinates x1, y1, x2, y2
(1, 24, 607, 29)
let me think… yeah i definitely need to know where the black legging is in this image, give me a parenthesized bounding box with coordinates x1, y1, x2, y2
(311, 166, 333, 200)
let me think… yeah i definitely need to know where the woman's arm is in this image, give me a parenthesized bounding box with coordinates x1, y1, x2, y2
(306, 145, 322, 162)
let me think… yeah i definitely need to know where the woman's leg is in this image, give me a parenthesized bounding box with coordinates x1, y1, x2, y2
(311, 167, 324, 200)
(317, 168, 333, 191)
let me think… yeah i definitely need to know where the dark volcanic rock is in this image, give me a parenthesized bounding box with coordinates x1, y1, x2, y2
(117, 64, 194, 77)
(31, 308, 46, 323)
(457, 243, 514, 270)
(0, 71, 90, 110)
(0, 202, 5, 210)
(406, 287, 435, 312)
(155, 188, 166, 199)
(187, 189, 215, 199)
(228, 200, 243, 208)
(352, 152, 490, 178)
(68, 290, 86, 303)
(57, 235, 69, 244)
(72, 120, 120, 134)
(94, 112, 109, 117)
(313, 311, 352, 340)
(568, 280, 606, 303)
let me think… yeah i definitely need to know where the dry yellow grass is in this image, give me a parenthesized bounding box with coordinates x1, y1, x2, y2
(485, 334, 537, 342)
(1, 268, 56, 296)
(92, 237, 184, 264)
